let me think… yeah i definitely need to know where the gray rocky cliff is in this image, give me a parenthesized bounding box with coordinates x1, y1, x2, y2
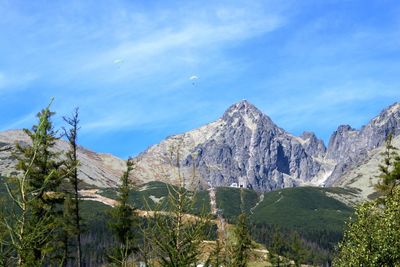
(134, 101, 400, 191)
(134, 100, 328, 191)
(299, 131, 327, 159)
(325, 102, 400, 185)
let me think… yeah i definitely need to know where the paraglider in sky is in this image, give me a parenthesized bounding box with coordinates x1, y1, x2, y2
(113, 59, 123, 64)
(113, 59, 124, 69)
(189, 75, 199, 85)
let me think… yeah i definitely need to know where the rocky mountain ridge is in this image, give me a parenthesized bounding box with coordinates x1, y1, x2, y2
(331, 134, 400, 201)
(325, 102, 400, 185)
(0, 101, 399, 193)
(0, 130, 125, 188)
(133, 100, 400, 192)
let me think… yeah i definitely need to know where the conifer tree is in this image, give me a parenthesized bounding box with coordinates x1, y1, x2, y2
(268, 226, 290, 267)
(376, 133, 400, 196)
(213, 187, 253, 267)
(288, 231, 305, 267)
(4, 102, 64, 266)
(228, 213, 253, 267)
(143, 142, 211, 266)
(0, 197, 12, 267)
(108, 158, 137, 266)
(62, 108, 82, 266)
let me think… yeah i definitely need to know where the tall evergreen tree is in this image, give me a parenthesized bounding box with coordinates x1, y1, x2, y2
(4, 102, 64, 266)
(62, 108, 82, 266)
(143, 143, 211, 266)
(108, 158, 137, 266)
(0, 197, 12, 267)
(376, 133, 400, 196)
(228, 213, 253, 267)
(288, 232, 305, 267)
(268, 226, 290, 267)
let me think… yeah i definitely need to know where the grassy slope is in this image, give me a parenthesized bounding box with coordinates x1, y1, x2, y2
(98, 182, 354, 234)
(250, 187, 354, 232)
(99, 181, 211, 214)
(215, 187, 259, 222)
(2, 176, 353, 233)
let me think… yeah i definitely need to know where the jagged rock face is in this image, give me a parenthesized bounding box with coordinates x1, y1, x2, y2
(300, 131, 327, 159)
(331, 135, 400, 202)
(134, 101, 326, 191)
(135, 101, 400, 192)
(325, 103, 400, 185)
(0, 130, 125, 188)
(326, 125, 361, 162)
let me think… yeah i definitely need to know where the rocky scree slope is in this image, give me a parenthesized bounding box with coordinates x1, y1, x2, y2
(325, 102, 400, 186)
(331, 134, 400, 201)
(0, 130, 125, 188)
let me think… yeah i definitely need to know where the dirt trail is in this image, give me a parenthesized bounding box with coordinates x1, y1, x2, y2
(79, 189, 117, 206)
(79, 189, 224, 225)
(250, 192, 264, 214)
(208, 186, 228, 240)
(208, 187, 217, 215)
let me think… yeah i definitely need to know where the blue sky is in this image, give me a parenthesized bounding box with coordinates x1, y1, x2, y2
(1, 0, 399, 158)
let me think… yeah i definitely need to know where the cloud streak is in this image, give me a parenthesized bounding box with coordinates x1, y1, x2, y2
(0, 71, 37, 92)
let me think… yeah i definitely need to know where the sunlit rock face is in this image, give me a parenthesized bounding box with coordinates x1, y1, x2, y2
(325, 103, 400, 185)
(134, 100, 327, 191)
(134, 101, 400, 192)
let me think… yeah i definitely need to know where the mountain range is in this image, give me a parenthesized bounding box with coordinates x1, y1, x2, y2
(133, 100, 400, 193)
(1, 100, 399, 198)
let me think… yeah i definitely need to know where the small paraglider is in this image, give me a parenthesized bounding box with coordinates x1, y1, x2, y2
(113, 59, 124, 69)
(189, 75, 199, 86)
(113, 59, 123, 64)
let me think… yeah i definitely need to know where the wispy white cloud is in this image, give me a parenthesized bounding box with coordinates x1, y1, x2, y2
(0, 71, 37, 92)
(59, 3, 286, 86)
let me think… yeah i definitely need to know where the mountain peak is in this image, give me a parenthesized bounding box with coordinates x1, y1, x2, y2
(368, 102, 400, 129)
(378, 102, 400, 118)
(222, 100, 263, 119)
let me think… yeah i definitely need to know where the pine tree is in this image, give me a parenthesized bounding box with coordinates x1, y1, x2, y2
(3, 102, 64, 266)
(108, 158, 138, 266)
(0, 197, 12, 267)
(288, 232, 305, 267)
(143, 142, 211, 266)
(228, 213, 253, 267)
(268, 226, 290, 267)
(62, 108, 82, 266)
(376, 133, 400, 196)
(204, 239, 224, 267)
